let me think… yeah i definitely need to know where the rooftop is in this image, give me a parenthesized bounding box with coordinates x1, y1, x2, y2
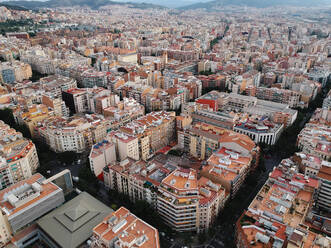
(0, 174, 61, 217)
(161, 168, 198, 192)
(92, 207, 160, 248)
(37, 192, 112, 248)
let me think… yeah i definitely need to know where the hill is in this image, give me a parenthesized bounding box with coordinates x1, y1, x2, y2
(179, 0, 330, 10)
(2, 0, 167, 10)
(0, 3, 28, 11)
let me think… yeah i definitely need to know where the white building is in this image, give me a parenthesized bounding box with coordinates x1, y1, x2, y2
(234, 121, 284, 145)
(89, 140, 116, 177)
(110, 132, 140, 161)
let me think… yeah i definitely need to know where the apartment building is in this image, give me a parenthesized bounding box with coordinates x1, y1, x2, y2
(81, 69, 107, 88)
(197, 176, 228, 232)
(0, 173, 64, 246)
(89, 140, 116, 177)
(120, 111, 176, 160)
(13, 104, 53, 138)
(42, 94, 69, 117)
(35, 114, 108, 153)
(0, 121, 39, 190)
(39, 75, 77, 98)
(102, 97, 144, 125)
(103, 159, 171, 207)
(62, 87, 115, 114)
(0, 65, 15, 84)
(254, 87, 301, 108)
(297, 110, 331, 161)
(157, 168, 228, 232)
(103, 154, 229, 229)
(322, 89, 331, 110)
(178, 122, 257, 161)
(295, 153, 322, 179)
(316, 162, 331, 213)
(157, 168, 200, 232)
(109, 131, 140, 161)
(20, 50, 56, 75)
(235, 159, 319, 248)
(201, 146, 254, 197)
(91, 207, 160, 248)
(0, 61, 32, 84)
(62, 88, 89, 114)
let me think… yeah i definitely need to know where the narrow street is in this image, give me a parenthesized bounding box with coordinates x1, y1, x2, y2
(203, 102, 323, 247)
(209, 153, 281, 248)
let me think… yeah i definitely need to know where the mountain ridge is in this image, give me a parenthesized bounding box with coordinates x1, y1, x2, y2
(1, 0, 167, 10)
(178, 0, 331, 10)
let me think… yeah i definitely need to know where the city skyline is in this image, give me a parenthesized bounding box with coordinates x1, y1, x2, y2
(0, 2, 330, 248)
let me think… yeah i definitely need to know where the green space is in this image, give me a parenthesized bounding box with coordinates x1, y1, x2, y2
(0, 18, 48, 35)
(199, 69, 214, 76)
(31, 70, 47, 82)
(0, 19, 33, 35)
(210, 36, 221, 50)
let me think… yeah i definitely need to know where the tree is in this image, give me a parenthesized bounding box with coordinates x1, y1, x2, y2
(77, 158, 100, 195)
(198, 231, 208, 243)
(57, 151, 77, 165)
(0, 108, 31, 139)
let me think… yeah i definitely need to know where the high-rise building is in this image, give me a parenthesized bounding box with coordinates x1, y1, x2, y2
(157, 168, 200, 232)
(157, 168, 228, 232)
(316, 162, 331, 213)
(0, 121, 39, 190)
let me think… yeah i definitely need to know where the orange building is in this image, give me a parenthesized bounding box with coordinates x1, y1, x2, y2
(91, 207, 160, 248)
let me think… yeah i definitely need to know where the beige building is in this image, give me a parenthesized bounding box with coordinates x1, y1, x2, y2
(103, 159, 228, 233)
(13, 104, 52, 138)
(35, 114, 108, 153)
(120, 111, 176, 160)
(110, 131, 140, 161)
(104, 159, 166, 207)
(197, 176, 228, 232)
(42, 94, 69, 117)
(157, 168, 227, 233)
(178, 122, 257, 161)
(0, 121, 39, 190)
